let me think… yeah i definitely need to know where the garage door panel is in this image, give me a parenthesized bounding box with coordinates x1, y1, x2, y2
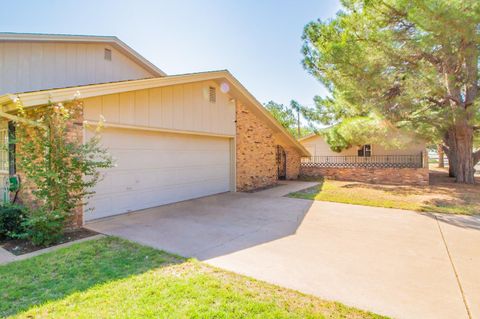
(93, 163, 230, 196)
(86, 177, 230, 219)
(106, 149, 229, 171)
(85, 128, 232, 221)
(99, 129, 230, 151)
(85, 195, 110, 214)
(147, 177, 229, 202)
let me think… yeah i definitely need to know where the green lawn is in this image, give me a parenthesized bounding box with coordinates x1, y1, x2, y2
(0, 237, 386, 319)
(289, 170, 480, 215)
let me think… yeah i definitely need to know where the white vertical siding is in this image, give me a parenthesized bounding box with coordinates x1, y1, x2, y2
(83, 80, 236, 136)
(0, 42, 155, 94)
(372, 142, 425, 156)
(302, 136, 358, 157)
(302, 135, 426, 157)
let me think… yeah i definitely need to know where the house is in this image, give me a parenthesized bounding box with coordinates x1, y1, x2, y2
(0, 33, 308, 224)
(298, 133, 429, 185)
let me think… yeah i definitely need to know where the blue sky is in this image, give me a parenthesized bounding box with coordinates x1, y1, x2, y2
(1, 0, 341, 107)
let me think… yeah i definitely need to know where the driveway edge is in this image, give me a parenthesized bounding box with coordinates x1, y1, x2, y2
(434, 215, 472, 319)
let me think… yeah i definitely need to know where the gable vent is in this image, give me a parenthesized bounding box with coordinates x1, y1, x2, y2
(104, 48, 112, 61)
(209, 86, 216, 103)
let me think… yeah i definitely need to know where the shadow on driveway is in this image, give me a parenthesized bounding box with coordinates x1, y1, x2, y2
(86, 181, 317, 260)
(86, 181, 479, 319)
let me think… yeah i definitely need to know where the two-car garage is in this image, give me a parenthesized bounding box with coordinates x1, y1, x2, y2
(84, 127, 233, 221)
(8, 72, 307, 224)
(77, 77, 238, 222)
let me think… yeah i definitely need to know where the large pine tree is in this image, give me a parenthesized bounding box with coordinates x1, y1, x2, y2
(302, 0, 480, 183)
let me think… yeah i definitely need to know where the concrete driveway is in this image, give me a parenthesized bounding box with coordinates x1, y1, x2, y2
(87, 181, 479, 319)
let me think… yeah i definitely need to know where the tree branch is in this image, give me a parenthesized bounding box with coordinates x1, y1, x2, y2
(425, 97, 447, 108)
(445, 94, 463, 106)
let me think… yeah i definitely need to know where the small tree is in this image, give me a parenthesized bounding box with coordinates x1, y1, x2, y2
(264, 100, 314, 138)
(14, 100, 113, 245)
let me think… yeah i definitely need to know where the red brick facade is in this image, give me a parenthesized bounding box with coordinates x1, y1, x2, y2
(283, 146, 301, 180)
(300, 166, 429, 186)
(235, 101, 301, 191)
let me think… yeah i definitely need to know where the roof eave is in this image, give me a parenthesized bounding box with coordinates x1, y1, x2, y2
(111, 37, 166, 77)
(4, 70, 309, 156)
(222, 72, 310, 157)
(297, 133, 319, 142)
(7, 71, 228, 107)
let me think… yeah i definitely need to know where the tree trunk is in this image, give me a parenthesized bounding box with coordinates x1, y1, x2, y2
(450, 124, 475, 184)
(448, 158, 456, 177)
(440, 36, 477, 183)
(443, 132, 457, 178)
(437, 144, 444, 168)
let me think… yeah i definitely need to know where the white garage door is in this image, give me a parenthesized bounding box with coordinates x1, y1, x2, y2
(85, 127, 232, 221)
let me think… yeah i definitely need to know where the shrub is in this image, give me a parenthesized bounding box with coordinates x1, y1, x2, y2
(0, 204, 26, 239)
(20, 208, 66, 246)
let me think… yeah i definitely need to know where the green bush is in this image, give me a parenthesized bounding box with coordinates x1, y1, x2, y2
(12, 100, 113, 247)
(21, 208, 66, 246)
(0, 204, 26, 239)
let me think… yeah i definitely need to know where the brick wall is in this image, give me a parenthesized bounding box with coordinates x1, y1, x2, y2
(236, 102, 276, 191)
(283, 146, 301, 180)
(235, 101, 301, 191)
(300, 166, 429, 186)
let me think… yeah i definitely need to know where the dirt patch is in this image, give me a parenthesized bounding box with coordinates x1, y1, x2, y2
(0, 228, 98, 256)
(291, 168, 480, 215)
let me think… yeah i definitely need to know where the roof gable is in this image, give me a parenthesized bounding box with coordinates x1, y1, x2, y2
(0, 32, 165, 77)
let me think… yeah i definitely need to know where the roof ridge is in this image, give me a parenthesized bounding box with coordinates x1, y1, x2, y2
(0, 32, 117, 39)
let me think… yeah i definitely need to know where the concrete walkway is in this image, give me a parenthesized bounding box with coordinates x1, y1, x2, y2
(87, 181, 479, 319)
(0, 247, 15, 264)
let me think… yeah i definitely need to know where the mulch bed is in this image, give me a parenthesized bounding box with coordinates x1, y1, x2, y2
(0, 228, 99, 256)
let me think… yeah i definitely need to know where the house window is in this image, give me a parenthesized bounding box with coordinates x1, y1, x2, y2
(0, 123, 16, 174)
(0, 127, 8, 173)
(104, 48, 112, 61)
(8, 122, 15, 175)
(358, 144, 372, 157)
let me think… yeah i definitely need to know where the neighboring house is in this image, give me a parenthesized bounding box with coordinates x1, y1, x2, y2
(0, 33, 308, 224)
(298, 134, 429, 185)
